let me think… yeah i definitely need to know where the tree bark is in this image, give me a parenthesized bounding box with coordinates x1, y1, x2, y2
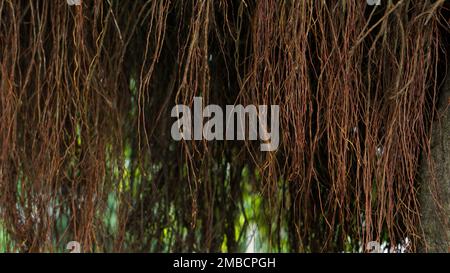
(420, 70, 450, 253)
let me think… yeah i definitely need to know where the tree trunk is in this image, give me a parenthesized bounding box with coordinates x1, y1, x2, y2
(420, 69, 450, 253)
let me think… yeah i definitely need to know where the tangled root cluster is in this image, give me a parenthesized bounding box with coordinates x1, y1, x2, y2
(0, 0, 448, 252)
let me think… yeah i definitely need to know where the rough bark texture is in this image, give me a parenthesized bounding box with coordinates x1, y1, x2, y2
(420, 69, 450, 253)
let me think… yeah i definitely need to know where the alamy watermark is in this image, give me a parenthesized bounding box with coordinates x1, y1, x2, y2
(366, 239, 411, 253)
(66, 0, 81, 6)
(66, 241, 81, 253)
(171, 97, 280, 152)
(367, 0, 381, 6)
